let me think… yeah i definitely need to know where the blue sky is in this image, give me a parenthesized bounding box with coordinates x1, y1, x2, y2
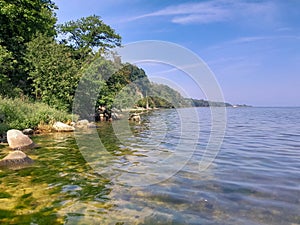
(54, 0, 300, 106)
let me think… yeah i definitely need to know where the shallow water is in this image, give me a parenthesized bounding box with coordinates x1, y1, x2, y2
(0, 107, 299, 224)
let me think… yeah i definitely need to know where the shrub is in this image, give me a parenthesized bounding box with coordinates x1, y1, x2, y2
(0, 97, 77, 135)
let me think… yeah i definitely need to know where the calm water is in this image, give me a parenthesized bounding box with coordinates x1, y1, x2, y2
(0, 107, 299, 224)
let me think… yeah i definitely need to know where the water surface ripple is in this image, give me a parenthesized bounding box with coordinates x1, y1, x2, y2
(0, 107, 299, 224)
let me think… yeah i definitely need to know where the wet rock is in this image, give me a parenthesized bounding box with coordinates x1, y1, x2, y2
(75, 119, 90, 128)
(23, 128, 34, 135)
(7, 129, 35, 150)
(112, 112, 123, 120)
(129, 113, 141, 122)
(76, 120, 89, 126)
(87, 123, 97, 128)
(0, 150, 33, 168)
(53, 122, 75, 132)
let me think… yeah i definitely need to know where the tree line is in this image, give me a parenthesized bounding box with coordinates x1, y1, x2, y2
(1, 0, 189, 114)
(0, 0, 232, 118)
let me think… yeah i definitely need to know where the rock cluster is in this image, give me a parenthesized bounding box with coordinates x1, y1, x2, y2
(75, 120, 97, 129)
(0, 129, 35, 169)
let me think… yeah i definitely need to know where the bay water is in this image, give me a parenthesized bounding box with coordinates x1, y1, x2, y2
(0, 107, 299, 224)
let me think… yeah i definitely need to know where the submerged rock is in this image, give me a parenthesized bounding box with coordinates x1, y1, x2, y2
(75, 119, 90, 128)
(0, 150, 33, 169)
(76, 120, 89, 126)
(75, 120, 98, 129)
(112, 112, 123, 120)
(87, 123, 97, 128)
(7, 129, 35, 150)
(129, 113, 141, 122)
(53, 122, 75, 132)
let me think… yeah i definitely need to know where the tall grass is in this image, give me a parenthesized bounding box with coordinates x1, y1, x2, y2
(0, 97, 76, 134)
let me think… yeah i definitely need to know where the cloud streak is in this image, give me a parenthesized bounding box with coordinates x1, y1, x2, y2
(231, 35, 300, 44)
(128, 0, 276, 25)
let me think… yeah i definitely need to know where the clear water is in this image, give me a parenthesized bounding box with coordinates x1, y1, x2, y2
(0, 107, 299, 224)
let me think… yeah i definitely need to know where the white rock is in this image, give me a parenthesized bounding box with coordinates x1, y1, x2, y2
(7, 129, 35, 150)
(53, 122, 75, 132)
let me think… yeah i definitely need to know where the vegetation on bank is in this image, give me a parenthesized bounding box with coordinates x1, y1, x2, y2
(0, 97, 74, 135)
(186, 98, 232, 107)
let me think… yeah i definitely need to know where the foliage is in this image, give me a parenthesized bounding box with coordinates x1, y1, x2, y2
(147, 83, 188, 108)
(73, 53, 118, 118)
(0, 0, 57, 47)
(112, 83, 143, 110)
(0, 45, 17, 97)
(0, 97, 74, 134)
(108, 63, 150, 109)
(26, 34, 81, 111)
(186, 98, 232, 107)
(58, 15, 121, 59)
(0, 0, 57, 90)
(74, 57, 152, 116)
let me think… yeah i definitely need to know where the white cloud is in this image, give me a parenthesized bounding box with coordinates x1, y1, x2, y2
(231, 35, 300, 44)
(128, 0, 277, 25)
(204, 35, 300, 52)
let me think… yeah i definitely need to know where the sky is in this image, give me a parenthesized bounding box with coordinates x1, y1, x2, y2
(54, 0, 300, 106)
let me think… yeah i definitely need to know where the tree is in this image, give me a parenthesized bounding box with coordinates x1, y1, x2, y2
(26, 34, 80, 111)
(0, 45, 18, 97)
(73, 54, 119, 118)
(58, 15, 121, 58)
(0, 0, 57, 91)
(103, 64, 150, 109)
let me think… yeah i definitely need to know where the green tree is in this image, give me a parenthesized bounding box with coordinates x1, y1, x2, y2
(73, 53, 119, 118)
(26, 34, 80, 111)
(104, 64, 150, 109)
(0, 0, 57, 91)
(58, 15, 121, 59)
(0, 44, 16, 96)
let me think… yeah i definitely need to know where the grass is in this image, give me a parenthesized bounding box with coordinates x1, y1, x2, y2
(0, 97, 77, 135)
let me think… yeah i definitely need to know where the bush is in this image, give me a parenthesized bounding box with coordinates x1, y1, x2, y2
(0, 97, 76, 135)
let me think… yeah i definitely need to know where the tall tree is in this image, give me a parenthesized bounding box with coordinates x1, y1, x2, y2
(58, 15, 121, 59)
(26, 34, 80, 111)
(0, 45, 17, 97)
(0, 0, 57, 91)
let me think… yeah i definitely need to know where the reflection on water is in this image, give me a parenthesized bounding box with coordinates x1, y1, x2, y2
(0, 108, 300, 224)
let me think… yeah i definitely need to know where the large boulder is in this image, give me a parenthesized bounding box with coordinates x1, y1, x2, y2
(53, 122, 75, 132)
(0, 150, 33, 168)
(7, 129, 35, 150)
